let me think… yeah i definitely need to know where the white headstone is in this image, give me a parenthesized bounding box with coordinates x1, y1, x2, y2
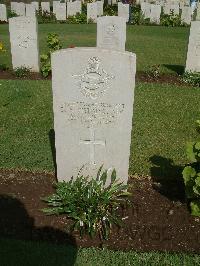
(150, 4, 161, 24)
(9, 17, 39, 72)
(51, 48, 136, 184)
(0, 4, 7, 22)
(53, 1, 59, 15)
(67, 1, 82, 17)
(163, 4, 179, 15)
(97, 16, 126, 51)
(181, 6, 192, 24)
(32, 1, 39, 11)
(196, 6, 200, 20)
(11, 2, 25, 16)
(87, 2, 97, 23)
(55, 2, 66, 20)
(141, 2, 151, 18)
(185, 21, 200, 72)
(97, 1, 103, 16)
(118, 3, 129, 22)
(25, 3, 36, 17)
(41, 2, 50, 13)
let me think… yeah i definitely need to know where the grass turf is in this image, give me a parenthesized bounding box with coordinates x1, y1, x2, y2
(0, 24, 189, 73)
(0, 79, 199, 178)
(0, 238, 200, 266)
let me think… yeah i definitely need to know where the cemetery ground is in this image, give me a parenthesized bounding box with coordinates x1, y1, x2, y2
(1, 24, 200, 264)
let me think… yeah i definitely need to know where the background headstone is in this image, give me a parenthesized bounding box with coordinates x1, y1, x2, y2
(141, 2, 151, 18)
(150, 4, 161, 24)
(31, 1, 39, 11)
(87, 2, 97, 23)
(0, 4, 7, 22)
(55, 2, 66, 20)
(97, 1, 103, 16)
(11, 2, 25, 16)
(97, 16, 126, 51)
(41, 2, 50, 13)
(25, 3, 36, 17)
(9, 17, 40, 72)
(185, 21, 200, 72)
(118, 3, 129, 22)
(67, 1, 82, 17)
(181, 6, 192, 24)
(51, 48, 136, 184)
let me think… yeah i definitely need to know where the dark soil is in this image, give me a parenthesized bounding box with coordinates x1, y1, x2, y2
(0, 69, 188, 85)
(0, 169, 199, 253)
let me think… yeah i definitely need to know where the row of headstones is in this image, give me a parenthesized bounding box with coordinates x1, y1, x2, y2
(0, 2, 130, 23)
(137, 0, 190, 7)
(141, 3, 194, 24)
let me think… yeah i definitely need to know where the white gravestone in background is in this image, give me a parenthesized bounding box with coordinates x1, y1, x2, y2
(97, 16, 126, 51)
(55, 2, 66, 20)
(9, 17, 40, 72)
(11, 2, 25, 16)
(87, 2, 97, 23)
(163, 4, 179, 15)
(52, 48, 136, 183)
(181, 6, 192, 24)
(53, 1, 59, 15)
(0, 4, 7, 22)
(185, 21, 200, 72)
(141, 2, 151, 18)
(150, 4, 161, 24)
(41, 2, 50, 13)
(67, 1, 82, 17)
(25, 3, 36, 17)
(31, 1, 39, 11)
(97, 1, 103, 16)
(118, 3, 129, 22)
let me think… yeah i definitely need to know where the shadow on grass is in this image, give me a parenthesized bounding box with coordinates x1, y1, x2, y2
(49, 129, 57, 176)
(163, 64, 185, 75)
(150, 155, 185, 202)
(0, 195, 77, 266)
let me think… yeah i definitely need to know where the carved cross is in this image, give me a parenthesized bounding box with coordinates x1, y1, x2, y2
(79, 128, 106, 166)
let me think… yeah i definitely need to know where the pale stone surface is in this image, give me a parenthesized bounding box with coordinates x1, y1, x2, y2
(196, 6, 200, 20)
(118, 3, 129, 22)
(97, 1, 103, 16)
(25, 3, 36, 17)
(87, 2, 97, 23)
(141, 2, 151, 18)
(51, 48, 136, 184)
(11, 2, 25, 16)
(55, 2, 66, 20)
(181, 6, 192, 24)
(150, 4, 161, 24)
(185, 21, 200, 72)
(41, 2, 50, 13)
(0, 4, 7, 22)
(163, 4, 179, 15)
(53, 1, 59, 15)
(9, 16, 39, 72)
(32, 1, 39, 11)
(97, 16, 126, 51)
(67, 1, 82, 17)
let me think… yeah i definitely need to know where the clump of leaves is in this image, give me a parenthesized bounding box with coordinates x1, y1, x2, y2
(144, 64, 161, 79)
(0, 41, 6, 52)
(160, 13, 182, 27)
(40, 33, 62, 77)
(42, 166, 132, 239)
(182, 71, 200, 87)
(182, 120, 200, 217)
(37, 9, 57, 24)
(0, 64, 9, 71)
(13, 66, 31, 78)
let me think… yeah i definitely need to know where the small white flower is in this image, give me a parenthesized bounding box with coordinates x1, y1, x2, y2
(102, 216, 106, 221)
(80, 221, 83, 226)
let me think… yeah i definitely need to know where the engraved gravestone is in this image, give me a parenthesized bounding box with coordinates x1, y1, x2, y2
(67, 1, 81, 17)
(41, 2, 50, 13)
(11, 2, 25, 16)
(150, 4, 161, 24)
(87, 2, 97, 23)
(9, 16, 39, 72)
(163, 3, 179, 15)
(185, 21, 200, 72)
(31, 1, 39, 11)
(97, 16, 126, 51)
(141, 2, 151, 18)
(118, 3, 129, 22)
(0, 4, 7, 22)
(97, 1, 103, 16)
(25, 3, 36, 17)
(52, 48, 136, 183)
(181, 6, 192, 24)
(55, 2, 66, 20)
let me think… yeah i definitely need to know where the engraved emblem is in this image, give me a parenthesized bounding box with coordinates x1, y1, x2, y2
(73, 57, 114, 100)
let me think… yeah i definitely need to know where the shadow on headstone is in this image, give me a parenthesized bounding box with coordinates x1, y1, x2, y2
(162, 64, 185, 75)
(149, 155, 185, 202)
(0, 194, 77, 266)
(49, 128, 57, 176)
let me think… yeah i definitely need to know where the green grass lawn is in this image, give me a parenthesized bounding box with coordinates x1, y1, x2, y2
(0, 79, 199, 178)
(0, 24, 189, 73)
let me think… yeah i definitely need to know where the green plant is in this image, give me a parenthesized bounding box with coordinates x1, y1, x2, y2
(144, 64, 161, 79)
(130, 6, 150, 25)
(104, 5, 117, 16)
(42, 166, 131, 239)
(13, 66, 31, 78)
(37, 9, 57, 24)
(7, 8, 18, 18)
(67, 13, 87, 24)
(182, 120, 200, 217)
(0, 64, 8, 71)
(40, 33, 62, 77)
(182, 71, 200, 87)
(160, 12, 182, 27)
